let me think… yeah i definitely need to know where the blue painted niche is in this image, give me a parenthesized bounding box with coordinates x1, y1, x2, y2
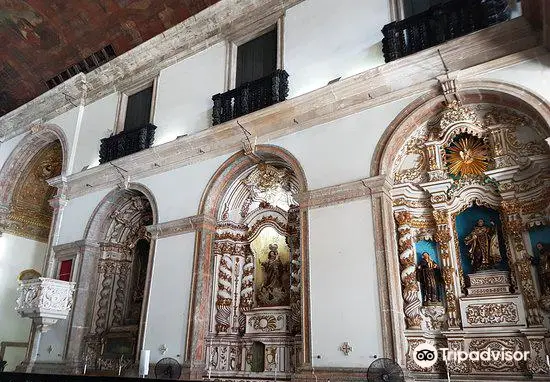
(415, 240, 443, 303)
(455, 205, 508, 275)
(528, 225, 550, 258)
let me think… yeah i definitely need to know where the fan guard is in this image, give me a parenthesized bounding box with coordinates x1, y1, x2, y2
(154, 357, 182, 379)
(367, 357, 404, 382)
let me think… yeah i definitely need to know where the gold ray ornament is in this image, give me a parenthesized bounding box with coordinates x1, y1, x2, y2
(446, 136, 488, 176)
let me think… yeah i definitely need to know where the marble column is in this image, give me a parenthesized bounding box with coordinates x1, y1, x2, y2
(433, 209, 461, 329)
(43, 181, 69, 278)
(183, 217, 216, 380)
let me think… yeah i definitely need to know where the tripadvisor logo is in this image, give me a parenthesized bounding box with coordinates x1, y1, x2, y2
(412, 342, 530, 368)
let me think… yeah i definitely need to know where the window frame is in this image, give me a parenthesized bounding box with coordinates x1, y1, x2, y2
(224, 16, 284, 92)
(114, 77, 158, 134)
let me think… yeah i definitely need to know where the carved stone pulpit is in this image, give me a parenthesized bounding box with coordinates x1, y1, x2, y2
(16, 277, 76, 332)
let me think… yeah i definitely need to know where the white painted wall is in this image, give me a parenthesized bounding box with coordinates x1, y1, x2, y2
(73, 94, 118, 172)
(271, 95, 418, 189)
(57, 188, 111, 244)
(308, 199, 383, 367)
(48, 107, 80, 174)
(139, 153, 230, 222)
(144, 233, 195, 363)
(478, 53, 550, 102)
(154, 42, 226, 145)
(0, 133, 26, 170)
(0, 234, 46, 370)
(284, 0, 389, 98)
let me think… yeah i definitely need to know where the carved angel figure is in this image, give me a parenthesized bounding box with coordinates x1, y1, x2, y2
(464, 219, 501, 273)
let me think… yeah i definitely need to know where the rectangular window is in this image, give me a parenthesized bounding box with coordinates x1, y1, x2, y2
(58, 259, 73, 282)
(235, 28, 277, 87)
(404, 0, 450, 17)
(123, 86, 153, 132)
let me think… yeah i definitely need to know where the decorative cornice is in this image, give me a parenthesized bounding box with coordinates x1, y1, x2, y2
(295, 175, 387, 209)
(53, 239, 100, 257)
(44, 18, 541, 200)
(0, 0, 303, 141)
(146, 214, 216, 238)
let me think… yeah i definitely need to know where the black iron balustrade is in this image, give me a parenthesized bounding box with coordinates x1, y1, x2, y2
(99, 124, 156, 164)
(381, 0, 511, 63)
(212, 69, 289, 126)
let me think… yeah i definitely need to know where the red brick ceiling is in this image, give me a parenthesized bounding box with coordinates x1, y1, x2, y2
(0, 0, 220, 116)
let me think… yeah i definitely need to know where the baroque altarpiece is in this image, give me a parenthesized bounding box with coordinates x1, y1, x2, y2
(391, 98, 550, 378)
(207, 161, 303, 380)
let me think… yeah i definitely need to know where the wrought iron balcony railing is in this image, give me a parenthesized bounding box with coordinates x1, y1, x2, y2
(99, 124, 156, 164)
(212, 69, 289, 126)
(381, 0, 511, 63)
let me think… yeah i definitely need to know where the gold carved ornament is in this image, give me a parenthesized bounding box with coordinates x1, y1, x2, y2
(6, 141, 62, 241)
(446, 136, 489, 177)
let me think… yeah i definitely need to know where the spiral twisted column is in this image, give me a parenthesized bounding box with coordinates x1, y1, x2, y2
(215, 247, 234, 333)
(239, 246, 254, 333)
(501, 199, 543, 326)
(395, 211, 422, 329)
(433, 210, 461, 328)
(287, 205, 302, 335)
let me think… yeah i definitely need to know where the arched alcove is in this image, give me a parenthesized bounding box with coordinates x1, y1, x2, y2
(186, 145, 310, 379)
(74, 184, 158, 373)
(0, 124, 68, 242)
(371, 82, 550, 379)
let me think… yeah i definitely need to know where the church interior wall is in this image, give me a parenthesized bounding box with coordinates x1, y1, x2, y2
(138, 154, 231, 223)
(0, 233, 46, 371)
(476, 53, 550, 102)
(308, 199, 383, 367)
(72, 94, 119, 174)
(284, 0, 389, 98)
(143, 233, 196, 363)
(56, 189, 111, 245)
(270, 95, 419, 189)
(153, 42, 227, 145)
(47, 107, 80, 175)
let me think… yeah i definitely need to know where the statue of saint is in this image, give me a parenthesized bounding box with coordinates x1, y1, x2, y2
(257, 244, 289, 306)
(464, 218, 501, 273)
(417, 252, 441, 304)
(531, 242, 550, 295)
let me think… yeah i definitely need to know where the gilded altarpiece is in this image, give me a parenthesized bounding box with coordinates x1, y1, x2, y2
(207, 163, 302, 380)
(391, 100, 550, 379)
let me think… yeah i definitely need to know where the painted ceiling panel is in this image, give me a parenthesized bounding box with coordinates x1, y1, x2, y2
(0, 0, 220, 116)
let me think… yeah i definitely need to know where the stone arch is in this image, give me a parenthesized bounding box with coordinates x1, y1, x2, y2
(0, 124, 68, 242)
(0, 124, 69, 207)
(186, 145, 311, 379)
(371, 80, 550, 177)
(369, 80, 550, 378)
(76, 183, 159, 370)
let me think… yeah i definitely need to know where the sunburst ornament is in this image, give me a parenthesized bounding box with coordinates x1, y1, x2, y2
(446, 136, 489, 176)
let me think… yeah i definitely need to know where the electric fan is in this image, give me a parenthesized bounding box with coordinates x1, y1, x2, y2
(367, 358, 404, 382)
(154, 357, 182, 379)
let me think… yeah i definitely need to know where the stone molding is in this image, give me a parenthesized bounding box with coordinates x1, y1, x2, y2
(146, 214, 216, 238)
(41, 18, 542, 200)
(143, 176, 389, 239)
(53, 240, 100, 258)
(295, 175, 388, 209)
